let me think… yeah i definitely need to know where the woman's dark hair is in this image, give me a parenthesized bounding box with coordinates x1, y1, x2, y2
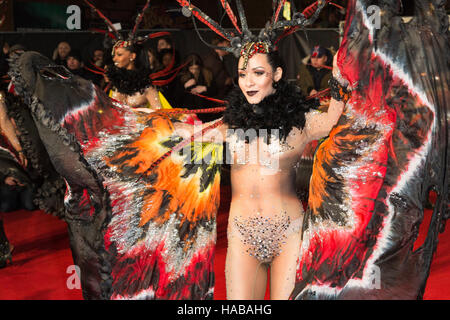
(157, 37, 173, 50)
(157, 48, 173, 65)
(147, 47, 162, 70)
(123, 42, 150, 70)
(179, 53, 204, 84)
(266, 50, 285, 78)
(184, 53, 204, 68)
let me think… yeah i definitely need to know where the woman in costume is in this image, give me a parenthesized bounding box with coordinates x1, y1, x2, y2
(223, 49, 343, 300)
(0, 114, 35, 269)
(84, 0, 184, 111)
(8, 0, 447, 301)
(0, 90, 25, 268)
(106, 41, 163, 110)
(1, 48, 65, 219)
(0, 83, 64, 268)
(173, 0, 343, 299)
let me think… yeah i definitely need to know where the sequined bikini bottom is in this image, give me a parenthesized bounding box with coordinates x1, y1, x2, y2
(230, 212, 302, 264)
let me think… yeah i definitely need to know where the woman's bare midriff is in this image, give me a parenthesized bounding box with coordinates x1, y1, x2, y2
(229, 163, 303, 221)
(227, 129, 308, 222)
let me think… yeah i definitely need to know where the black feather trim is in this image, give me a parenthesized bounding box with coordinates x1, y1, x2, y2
(5, 92, 66, 218)
(223, 80, 318, 142)
(106, 65, 152, 95)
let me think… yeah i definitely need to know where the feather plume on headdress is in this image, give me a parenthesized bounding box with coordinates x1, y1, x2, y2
(83, 0, 185, 87)
(176, 0, 330, 68)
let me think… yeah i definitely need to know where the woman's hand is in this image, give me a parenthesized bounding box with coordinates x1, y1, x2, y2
(173, 122, 194, 141)
(184, 78, 196, 89)
(133, 108, 154, 114)
(4, 176, 25, 187)
(17, 151, 27, 168)
(331, 53, 349, 88)
(191, 85, 207, 94)
(332, 54, 339, 77)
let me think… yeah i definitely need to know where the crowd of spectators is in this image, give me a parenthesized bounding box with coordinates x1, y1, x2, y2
(1, 33, 334, 109)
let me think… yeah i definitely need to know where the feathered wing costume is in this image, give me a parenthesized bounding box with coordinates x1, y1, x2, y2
(293, 0, 449, 299)
(10, 0, 446, 301)
(5, 0, 220, 300)
(7, 1, 327, 299)
(0, 93, 66, 217)
(8, 51, 222, 299)
(6, 0, 220, 300)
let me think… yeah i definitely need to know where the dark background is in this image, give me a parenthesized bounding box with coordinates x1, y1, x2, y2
(0, 28, 341, 81)
(5, 0, 448, 30)
(1, 0, 449, 80)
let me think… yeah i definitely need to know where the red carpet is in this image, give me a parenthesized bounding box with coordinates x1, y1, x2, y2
(0, 187, 448, 300)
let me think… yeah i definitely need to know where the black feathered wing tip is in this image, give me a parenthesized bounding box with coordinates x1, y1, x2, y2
(291, 0, 449, 300)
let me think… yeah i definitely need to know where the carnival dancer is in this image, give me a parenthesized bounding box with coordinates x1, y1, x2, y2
(6, 0, 327, 298)
(0, 48, 66, 268)
(0, 99, 35, 268)
(174, 0, 448, 300)
(106, 41, 163, 110)
(84, 0, 180, 111)
(173, 0, 343, 299)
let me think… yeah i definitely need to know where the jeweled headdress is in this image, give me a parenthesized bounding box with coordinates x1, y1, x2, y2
(176, 0, 331, 68)
(83, 0, 183, 87)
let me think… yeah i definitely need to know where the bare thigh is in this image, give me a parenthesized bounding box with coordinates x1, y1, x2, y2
(225, 226, 268, 300)
(269, 230, 302, 300)
(225, 213, 303, 300)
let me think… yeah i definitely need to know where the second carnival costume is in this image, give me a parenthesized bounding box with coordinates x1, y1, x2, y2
(84, 0, 175, 110)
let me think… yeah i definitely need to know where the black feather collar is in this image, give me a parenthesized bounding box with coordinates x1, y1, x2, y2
(223, 80, 317, 142)
(106, 65, 152, 96)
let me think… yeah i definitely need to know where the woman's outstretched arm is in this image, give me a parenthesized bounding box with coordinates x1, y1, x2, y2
(173, 118, 228, 143)
(304, 55, 347, 142)
(0, 91, 27, 167)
